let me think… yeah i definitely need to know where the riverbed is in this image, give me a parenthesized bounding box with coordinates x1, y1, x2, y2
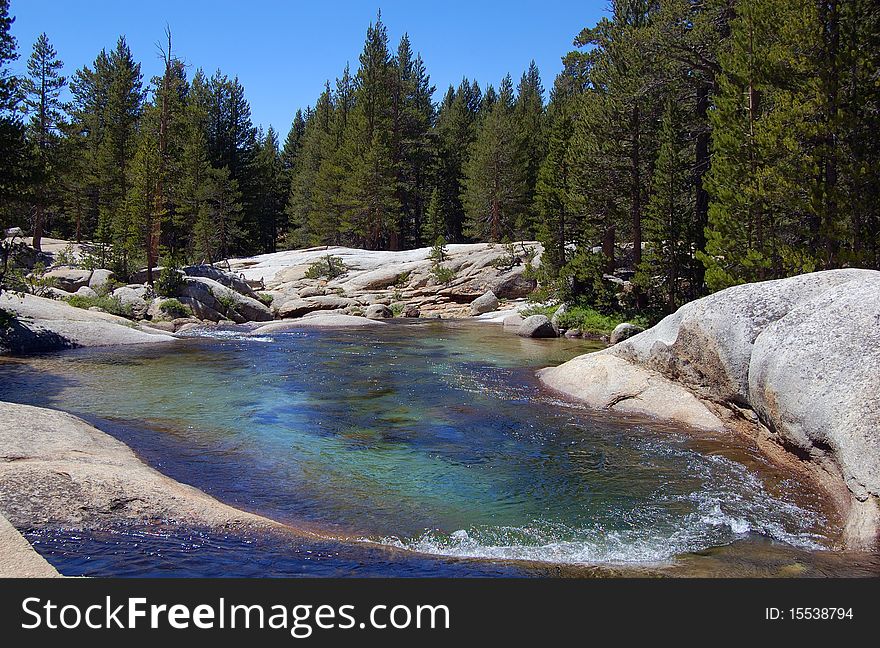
(1, 320, 877, 576)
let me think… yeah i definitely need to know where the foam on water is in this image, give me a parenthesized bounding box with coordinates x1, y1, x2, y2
(375, 440, 826, 565)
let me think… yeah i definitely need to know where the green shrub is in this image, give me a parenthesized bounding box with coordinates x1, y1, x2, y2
(154, 266, 184, 297)
(521, 303, 647, 336)
(431, 263, 456, 285)
(304, 255, 347, 280)
(66, 294, 133, 318)
(256, 292, 274, 307)
(23, 263, 58, 297)
(158, 298, 192, 319)
(429, 236, 447, 263)
(0, 307, 14, 331)
(217, 294, 237, 315)
(390, 302, 404, 317)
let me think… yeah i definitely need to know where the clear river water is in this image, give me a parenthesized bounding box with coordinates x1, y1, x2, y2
(2, 320, 878, 577)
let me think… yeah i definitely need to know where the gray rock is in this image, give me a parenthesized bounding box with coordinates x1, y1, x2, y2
(178, 277, 272, 323)
(470, 291, 499, 315)
(128, 267, 163, 284)
(748, 274, 880, 502)
(502, 313, 524, 329)
(276, 298, 314, 319)
(402, 304, 421, 318)
(183, 264, 258, 298)
(0, 292, 174, 354)
(517, 314, 558, 338)
(111, 285, 153, 319)
(177, 296, 225, 323)
(610, 322, 644, 345)
(365, 303, 393, 319)
(537, 269, 880, 548)
(491, 269, 537, 299)
(298, 286, 325, 298)
(613, 268, 876, 404)
(564, 328, 582, 339)
(88, 268, 116, 292)
(73, 286, 98, 299)
(44, 268, 92, 292)
(551, 303, 567, 329)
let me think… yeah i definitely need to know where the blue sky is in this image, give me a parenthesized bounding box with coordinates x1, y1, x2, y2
(8, 0, 606, 135)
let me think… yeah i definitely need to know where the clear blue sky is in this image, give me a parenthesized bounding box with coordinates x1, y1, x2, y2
(8, 0, 606, 135)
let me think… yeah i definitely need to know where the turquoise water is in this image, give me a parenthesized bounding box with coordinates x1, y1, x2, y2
(0, 320, 834, 572)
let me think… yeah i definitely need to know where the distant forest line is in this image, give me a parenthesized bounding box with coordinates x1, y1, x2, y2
(1, 0, 878, 316)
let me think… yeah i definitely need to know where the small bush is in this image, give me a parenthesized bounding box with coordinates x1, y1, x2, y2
(158, 298, 192, 319)
(66, 294, 133, 318)
(431, 264, 456, 285)
(256, 292, 273, 307)
(155, 266, 184, 297)
(217, 294, 237, 315)
(429, 236, 447, 263)
(0, 307, 14, 331)
(304, 255, 347, 280)
(390, 302, 404, 317)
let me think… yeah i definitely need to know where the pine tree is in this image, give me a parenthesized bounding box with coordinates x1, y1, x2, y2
(391, 34, 435, 248)
(23, 32, 67, 251)
(535, 95, 574, 277)
(463, 74, 526, 242)
(513, 61, 545, 237)
(281, 108, 306, 172)
(342, 12, 399, 249)
(638, 91, 702, 311)
(432, 79, 480, 242)
(93, 37, 144, 272)
(252, 126, 286, 252)
(0, 0, 27, 223)
(700, 0, 818, 289)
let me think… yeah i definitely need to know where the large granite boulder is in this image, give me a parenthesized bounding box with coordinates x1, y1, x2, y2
(365, 303, 393, 319)
(748, 274, 880, 502)
(613, 269, 875, 404)
(44, 268, 91, 292)
(182, 264, 258, 299)
(538, 269, 880, 547)
(88, 268, 116, 292)
(0, 293, 174, 354)
(470, 291, 499, 315)
(177, 277, 272, 323)
(517, 314, 558, 338)
(111, 285, 154, 319)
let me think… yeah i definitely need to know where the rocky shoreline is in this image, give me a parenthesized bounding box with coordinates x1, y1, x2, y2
(539, 269, 880, 550)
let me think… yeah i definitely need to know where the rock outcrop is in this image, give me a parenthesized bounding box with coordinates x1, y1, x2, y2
(178, 277, 272, 323)
(538, 269, 880, 548)
(1, 292, 175, 354)
(227, 242, 541, 319)
(0, 402, 294, 538)
(0, 512, 60, 578)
